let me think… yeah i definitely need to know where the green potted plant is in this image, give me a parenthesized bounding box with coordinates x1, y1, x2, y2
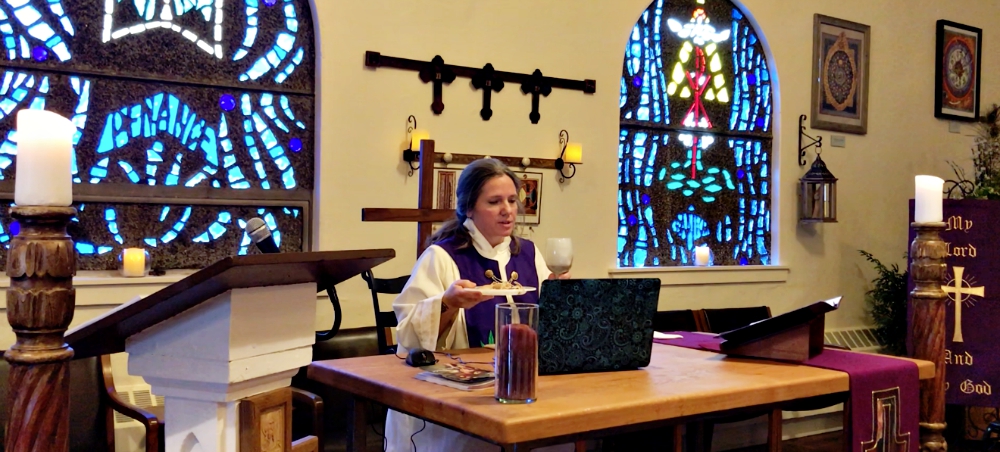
(947, 104, 1000, 198)
(859, 251, 908, 356)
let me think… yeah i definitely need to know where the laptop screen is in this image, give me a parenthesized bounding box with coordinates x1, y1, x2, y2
(536, 278, 660, 375)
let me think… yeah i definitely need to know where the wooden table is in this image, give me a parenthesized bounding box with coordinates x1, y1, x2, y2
(307, 344, 935, 451)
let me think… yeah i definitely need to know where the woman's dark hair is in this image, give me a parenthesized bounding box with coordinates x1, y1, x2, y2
(427, 158, 522, 253)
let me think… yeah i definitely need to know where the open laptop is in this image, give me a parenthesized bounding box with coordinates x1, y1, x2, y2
(537, 278, 660, 375)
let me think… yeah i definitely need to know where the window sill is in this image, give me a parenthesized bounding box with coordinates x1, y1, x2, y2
(0, 270, 198, 289)
(607, 265, 789, 286)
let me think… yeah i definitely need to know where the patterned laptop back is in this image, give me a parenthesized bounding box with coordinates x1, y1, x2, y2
(537, 279, 660, 375)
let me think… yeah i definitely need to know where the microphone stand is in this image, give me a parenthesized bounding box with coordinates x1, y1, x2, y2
(315, 285, 343, 342)
(248, 220, 343, 341)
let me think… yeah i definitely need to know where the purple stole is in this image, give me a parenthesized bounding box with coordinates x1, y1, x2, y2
(436, 236, 539, 347)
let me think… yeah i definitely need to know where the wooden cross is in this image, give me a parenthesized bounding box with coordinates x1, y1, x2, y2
(361, 140, 454, 257)
(419, 55, 456, 115)
(520, 69, 552, 124)
(471, 63, 504, 121)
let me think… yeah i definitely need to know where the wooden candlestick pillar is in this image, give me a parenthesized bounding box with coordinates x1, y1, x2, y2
(908, 222, 948, 452)
(4, 206, 77, 452)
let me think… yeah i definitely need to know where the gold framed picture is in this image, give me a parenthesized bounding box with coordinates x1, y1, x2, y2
(515, 172, 542, 225)
(433, 168, 461, 210)
(811, 14, 870, 135)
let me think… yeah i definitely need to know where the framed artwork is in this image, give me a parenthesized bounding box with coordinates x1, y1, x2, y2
(515, 172, 543, 225)
(433, 168, 462, 210)
(935, 20, 982, 121)
(811, 14, 871, 135)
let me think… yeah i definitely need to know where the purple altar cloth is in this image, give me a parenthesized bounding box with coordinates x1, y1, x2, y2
(656, 332, 919, 452)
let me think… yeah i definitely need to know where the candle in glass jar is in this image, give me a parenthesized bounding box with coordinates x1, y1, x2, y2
(14, 109, 75, 206)
(495, 323, 537, 403)
(694, 245, 711, 266)
(914, 175, 944, 223)
(121, 248, 147, 277)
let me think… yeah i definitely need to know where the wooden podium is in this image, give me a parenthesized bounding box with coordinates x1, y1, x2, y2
(65, 250, 394, 452)
(717, 297, 841, 362)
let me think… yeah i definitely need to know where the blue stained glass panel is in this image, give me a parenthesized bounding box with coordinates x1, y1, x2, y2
(618, 0, 772, 267)
(0, 0, 315, 270)
(0, 203, 305, 270)
(620, 0, 668, 126)
(0, 73, 315, 192)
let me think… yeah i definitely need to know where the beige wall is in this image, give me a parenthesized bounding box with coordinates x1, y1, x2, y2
(312, 0, 1000, 330)
(3, 0, 999, 356)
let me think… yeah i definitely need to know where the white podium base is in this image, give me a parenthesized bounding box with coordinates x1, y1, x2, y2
(125, 283, 316, 452)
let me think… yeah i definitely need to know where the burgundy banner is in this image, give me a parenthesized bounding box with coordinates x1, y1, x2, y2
(907, 199, 996, 406)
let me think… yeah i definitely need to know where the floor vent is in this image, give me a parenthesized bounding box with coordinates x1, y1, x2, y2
(824, 327, 883, 352)
(113, 387, 164, 424)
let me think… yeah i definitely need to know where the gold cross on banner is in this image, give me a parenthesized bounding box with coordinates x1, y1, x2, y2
(942, 266, 985, 343)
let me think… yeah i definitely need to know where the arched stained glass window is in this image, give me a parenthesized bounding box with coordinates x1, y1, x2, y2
(0, 0, 315, 270)
(618, 0, 772, 267)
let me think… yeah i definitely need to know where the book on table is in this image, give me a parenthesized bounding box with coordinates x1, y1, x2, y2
(414, 363, 495, 391)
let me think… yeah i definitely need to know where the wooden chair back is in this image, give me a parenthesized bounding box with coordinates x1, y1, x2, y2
(682, 307, 777, 452)
(701, 306, 772, 333)
(0, 354, 162, 452)
(360, 270, 409, 354)
(653, 309, 705, 333)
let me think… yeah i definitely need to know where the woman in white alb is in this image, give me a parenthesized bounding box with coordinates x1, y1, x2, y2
(386, 159, 571, 452)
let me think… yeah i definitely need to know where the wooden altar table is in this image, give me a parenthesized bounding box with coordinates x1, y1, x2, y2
(307, 344, 935, 452)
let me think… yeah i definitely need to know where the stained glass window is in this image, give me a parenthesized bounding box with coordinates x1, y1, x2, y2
(619, 0, 772, 267)
(0, 0, 315, 270)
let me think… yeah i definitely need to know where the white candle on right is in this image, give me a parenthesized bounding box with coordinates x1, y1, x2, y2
(14, 109, 75, 206)
(914, 175, 944, 223)
(694, 245, 711, 266)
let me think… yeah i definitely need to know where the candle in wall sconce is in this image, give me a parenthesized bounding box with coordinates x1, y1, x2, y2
(694, 245, 712, 266)
(410, 129, 430, 152)
(119, 248, 151, 277)
(14, 109, 76, 206)
(401, 116, 430, 177)
(563, 142, 583, 164)
(914, 175, 944, 223)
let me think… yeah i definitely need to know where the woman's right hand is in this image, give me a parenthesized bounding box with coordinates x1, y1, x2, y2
(442, 279, 493, 311)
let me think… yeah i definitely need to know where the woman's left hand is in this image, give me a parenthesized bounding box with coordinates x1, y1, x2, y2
(547, 271, 571, 280)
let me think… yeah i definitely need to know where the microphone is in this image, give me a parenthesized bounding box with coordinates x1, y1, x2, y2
(245, 217, 279, 254)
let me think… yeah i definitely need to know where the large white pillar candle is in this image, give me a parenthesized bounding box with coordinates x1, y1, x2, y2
(14, 109, 75, 206)
(914, 175, 944, 223)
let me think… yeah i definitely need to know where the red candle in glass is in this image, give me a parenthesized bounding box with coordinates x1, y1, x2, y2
(495, 304, 538, 403)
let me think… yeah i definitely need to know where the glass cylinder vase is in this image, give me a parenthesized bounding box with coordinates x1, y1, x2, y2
(495, 303, 538, 404)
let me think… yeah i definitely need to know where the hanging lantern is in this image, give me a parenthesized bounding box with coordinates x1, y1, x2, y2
(799, 153, 838, 223)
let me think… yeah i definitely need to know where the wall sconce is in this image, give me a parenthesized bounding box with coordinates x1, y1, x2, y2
(555, 130, 583, 182)
(798, 151, 838, 223)
(402, 115, 430, 176)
